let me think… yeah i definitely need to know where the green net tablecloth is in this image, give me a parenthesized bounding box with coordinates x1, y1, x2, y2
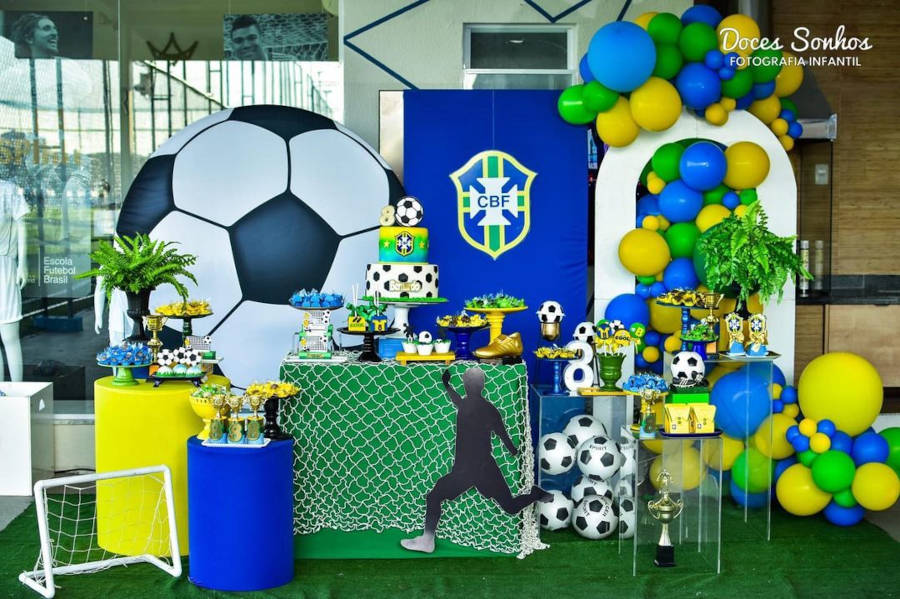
(279, 358, 542, 557)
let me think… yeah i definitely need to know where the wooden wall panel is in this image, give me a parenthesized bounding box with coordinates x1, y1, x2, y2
(794, 305, 825, 377)
(826, 305, 900, 386)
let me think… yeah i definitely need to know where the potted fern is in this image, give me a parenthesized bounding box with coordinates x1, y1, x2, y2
(77, 234, 197, 341)
(694, 202, 811, 314)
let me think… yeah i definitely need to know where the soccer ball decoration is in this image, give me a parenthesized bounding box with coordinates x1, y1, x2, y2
(115, 105, 405, 387)
(571, 474, 613, 503)
(573, 321, 597, 344)
(577, 435, 621, 481)
(563, 415, 607, 450)
(573, 495, 619, 540)
(156, 349, 173, 367)
(671, 351, 706, 386)
(394, 196, 424, 226)
(617, 496, 636, 539)
(538, 490, 574, 531)
(417, 330, 433, 344)
(537, 300, 564, 324)
(614, 475, 634, 499)
(539, 433, 576, 475)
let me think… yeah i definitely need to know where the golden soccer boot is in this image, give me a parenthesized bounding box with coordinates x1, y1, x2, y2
(474, 332, 524, 359)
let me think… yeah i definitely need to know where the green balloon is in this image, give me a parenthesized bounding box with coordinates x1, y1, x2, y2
(678, 22, 718, 63)
(665, 222, 700, 258)
(798, 449, 817, 467)
(582, 80, 618, 113)
(780, 97, 798, 113)
(750, 48, 783, 83)
(651, 143, 684, 182)
(704, 184, 729, 205)
(880, 427, 900, 473)
(732, 448, 773, 493)
(739, 189, 758, 205)
(833, 488, 857, 508)
(557, 85, 595, 125)
(637, 275, 657, 285)
(648, 12, 683, 45)
(721, 69, 753, 99)
(811, 450, 856, 493)
(653, 43, 684, 80)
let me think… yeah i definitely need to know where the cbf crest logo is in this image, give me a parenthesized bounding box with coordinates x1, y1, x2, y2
(450, 150, 536, 260)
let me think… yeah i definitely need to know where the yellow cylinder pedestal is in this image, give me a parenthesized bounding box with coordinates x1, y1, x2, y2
(469, 306, 527, 342)
(95, 375, 229, 556)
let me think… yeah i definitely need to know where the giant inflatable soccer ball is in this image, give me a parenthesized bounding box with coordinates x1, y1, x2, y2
(117, 105, 404, 386)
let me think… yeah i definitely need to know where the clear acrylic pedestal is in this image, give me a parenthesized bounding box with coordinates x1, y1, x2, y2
(623, 434, 723, 575)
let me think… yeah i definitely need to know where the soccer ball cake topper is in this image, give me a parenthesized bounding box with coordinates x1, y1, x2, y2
(395, 196, 424, 227)
(671, 351, 705, 387)
(537, 299, 564, 341)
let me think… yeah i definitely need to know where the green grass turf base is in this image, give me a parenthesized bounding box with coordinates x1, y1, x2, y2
(294, 528, 507, 559)
(1, 503, 897, 598)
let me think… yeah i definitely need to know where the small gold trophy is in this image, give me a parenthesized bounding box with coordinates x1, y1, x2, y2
(700, 292, 723, 328)
(632, 388, 662, 439)
(209, 394, 227, 443)
(648, 469, 684, 568)
(143, 314, 168, 360)
(246, 394, 264, 444)
(226, 394, 245, 444)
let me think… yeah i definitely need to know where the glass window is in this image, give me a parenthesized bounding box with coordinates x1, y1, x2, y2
(463, 24, 575, 90)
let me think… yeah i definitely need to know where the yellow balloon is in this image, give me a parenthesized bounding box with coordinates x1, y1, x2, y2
(754, 413, 795, 459)
(702, 433, 744, 470)
(779, 134, 795, 152)
(733, 204, 748, 218)
(852, 463, 900, 511)
(798, 418, 817, 437)
(810, 432, 831, 453)
(695, 204, 731, 233)
(634, 11, 657, 30)
(771, 118, 789, 136)
(774, 51, 803, 97)
(746, 293, 764, 314)
(650, 447, 704, 491)
(595, 96, 640, 147)
(782, 403, 800, 419)
(656, 215, 671, 231)
(650, 300, 682, 334)
(772, 383, 783, 399)
(724, 141, 770, 189)
(642, 215, 660, 231)
(704, 102, 728, 126)
(798, 352, 883, 436)
(717, 14, 761, 57)
(642, 345, 661, 363)
(618, 228, 671, 276)
(748, 94, 781, 125)
(663, 334, 682, 353)
(630, 77, 683, 132)
(776, 464, 831, 516)
(720, 96, 737, 111)
(647, 176, 666, 194)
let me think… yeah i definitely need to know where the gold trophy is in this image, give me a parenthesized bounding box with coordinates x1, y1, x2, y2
(226, 394, 245, 444)
(209, 393, 227, 443)
(700, 292, 723, 328)
(246, 394, 265, 444)
(648, 469, 684, 568)
(143, 314, 168, 361)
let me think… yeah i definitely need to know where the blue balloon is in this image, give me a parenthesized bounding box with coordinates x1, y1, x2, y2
(793, 434, 810, 453)
(635, 354, 649, 369)
(753, 81, 775, 99)
(780, 385, 797, 404)
(735, 93, 754, 110)
(648, 358, 664, 374)
(779, 109, 796, 122)
(831, 431, 853, 454)
(636, 283, 652, 299)
(772, 364, 787, 387)
(710, 369, 771, 438)
(663, 258, 699, 290)
(774, 456, 797, 482)
(587, 22, 656, 92)
(645, 331, 661, 347)
(851, 432, 889, 466)
(637, 193, 660, 216)
(681, 4, 723, 28)
(722, 191, 740, 210)
(730, 478, 767, 508)
(659, 180, 703, 222)
(718, 66, 735, 81)
(786, 425, 801, 442)
(724, 52, 741, 68)
(824, 501, 865, 527)
(679, 142, 727, 191)
(605, 293, 651, 328)
(636, 216, 646, 228)
(649, 281, 667, 297)
(788, 121, 804, 138)
(704, 50, 724, 70)
(675, 63, 721, 110)
(579, 54, 594, 82)
(817, 419, 836, 436)
(772, 399, 784, 413)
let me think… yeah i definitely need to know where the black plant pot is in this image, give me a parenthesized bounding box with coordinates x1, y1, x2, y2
(125, 289, 153, 342)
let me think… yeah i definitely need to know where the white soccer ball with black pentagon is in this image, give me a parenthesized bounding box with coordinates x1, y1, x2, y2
(573, 321, 597, 344)
(157, 348, 173, 367)
(571, 474, 613, 503)
(563, 414, 607, 449)
(618, 444, 636, 478)
(537, 300, 564, 324)
(538, 490, 573, 531)
(608, 319, 625, 331)
(573, 495, 619, 540)
(539, 433, 576, 475)
(394, 196, 424, 226)
(115, 106, 404, 387)
(671, 350, 705, 384)
(577, 435, 621, 481)
(417, 330, 432, 344)
(617, 496, 636, 539)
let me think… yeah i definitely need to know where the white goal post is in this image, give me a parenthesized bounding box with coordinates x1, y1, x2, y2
(19, 465, 181, 598)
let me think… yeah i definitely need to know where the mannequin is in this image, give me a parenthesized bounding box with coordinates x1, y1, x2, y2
(0, 181, 28, 382)
(94, 275, 131, 346)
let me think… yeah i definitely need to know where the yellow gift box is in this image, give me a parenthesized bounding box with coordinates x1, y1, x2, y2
(690, 403, 717, 434)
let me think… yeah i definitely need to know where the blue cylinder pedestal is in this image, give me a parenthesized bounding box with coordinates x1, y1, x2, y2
(187, 437, 294, 591)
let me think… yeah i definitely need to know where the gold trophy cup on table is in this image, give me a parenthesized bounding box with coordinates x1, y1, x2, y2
(246, 394, 265, 444)
(648, 469, 684, 568)
(209, 393, 227, 442)
(226, 394, 245, 444)
(143, 314, 168, 361)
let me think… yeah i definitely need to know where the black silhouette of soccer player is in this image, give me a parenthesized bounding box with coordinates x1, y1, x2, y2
(401, 367, 550, 553)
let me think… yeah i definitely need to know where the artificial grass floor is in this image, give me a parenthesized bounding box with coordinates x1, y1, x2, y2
(1, 503, 897, 599)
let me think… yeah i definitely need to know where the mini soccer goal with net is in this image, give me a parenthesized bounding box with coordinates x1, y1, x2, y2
(19, 465, 181, 598)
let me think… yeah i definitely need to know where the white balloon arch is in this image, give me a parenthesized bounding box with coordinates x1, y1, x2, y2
(593, 110, 797, 381)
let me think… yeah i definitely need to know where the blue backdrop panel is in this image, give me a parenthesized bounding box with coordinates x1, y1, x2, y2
(187, 438, 294, 592)
(403, 90, 588, 366)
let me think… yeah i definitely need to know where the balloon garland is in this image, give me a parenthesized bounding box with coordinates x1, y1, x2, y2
(559, 7, 804, 150)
